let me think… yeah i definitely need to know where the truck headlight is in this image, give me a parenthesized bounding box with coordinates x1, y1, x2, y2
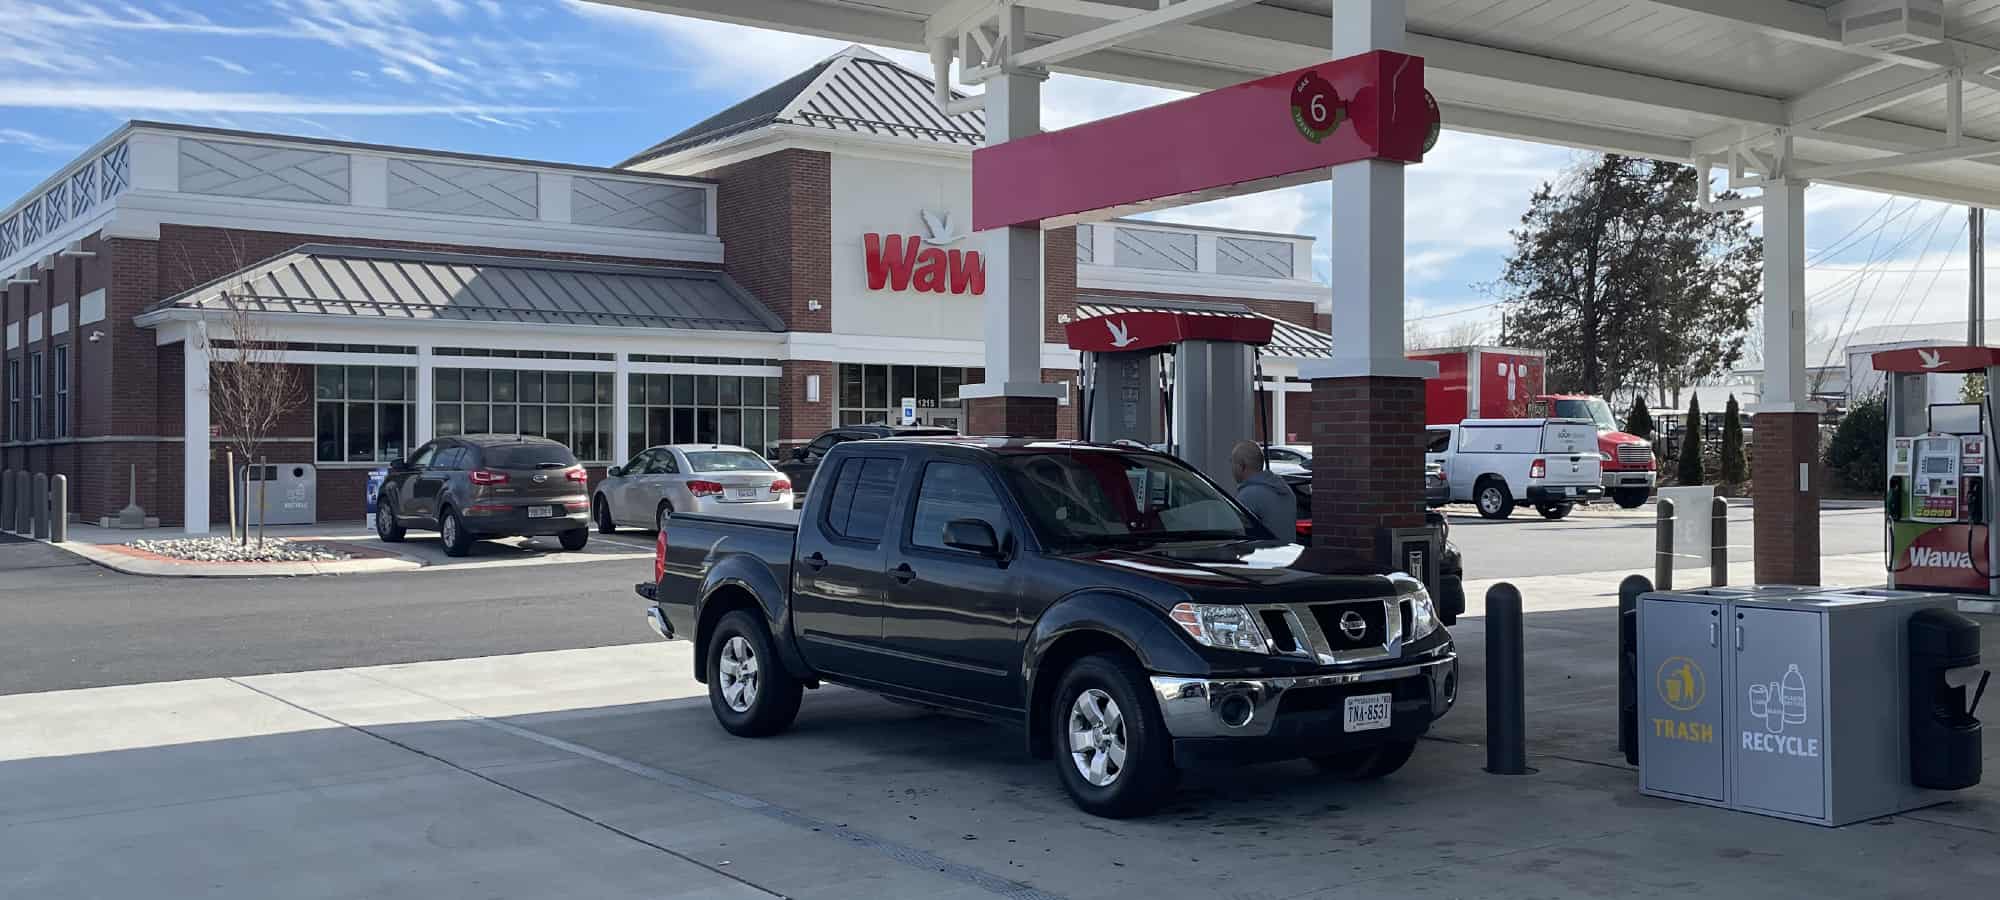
(1169, 603, 1269, 654)
(1600, 451, 1613, 462)
(1388, 574, 1442, 642)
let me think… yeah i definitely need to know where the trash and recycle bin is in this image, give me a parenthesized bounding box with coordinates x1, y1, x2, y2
(239, 463, 317, 527)
(1638, 585, 1985, 826)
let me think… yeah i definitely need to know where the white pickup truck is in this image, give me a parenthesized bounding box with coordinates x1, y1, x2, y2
(1426, 418, 1604, 520)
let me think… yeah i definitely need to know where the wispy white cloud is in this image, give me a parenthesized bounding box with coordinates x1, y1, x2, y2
(201, 54, 251, 75)
(0, 81, 564, 116)
(0, 127, 77, 154)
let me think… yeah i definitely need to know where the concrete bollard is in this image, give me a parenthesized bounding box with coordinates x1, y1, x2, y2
(13, 470, 29, 533)
(1485, 582, 1530, 775)
(50, 474, 67, 543)
(30, 473, 48, 539)
(1654, 497, 1675, 591)
(0, 468, 12, 532)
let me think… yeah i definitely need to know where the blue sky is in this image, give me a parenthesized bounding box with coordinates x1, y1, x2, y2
(0, 0, 1986, 363)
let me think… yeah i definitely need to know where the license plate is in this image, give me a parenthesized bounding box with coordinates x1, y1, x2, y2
(1343, 693, 1392, 733)
(1566, 486, 1578, 496)
(731, 487, 757, 499)
(527, 505, 553, 518)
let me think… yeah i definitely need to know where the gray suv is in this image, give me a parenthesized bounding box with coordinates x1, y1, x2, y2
(376, 434, 591, 556)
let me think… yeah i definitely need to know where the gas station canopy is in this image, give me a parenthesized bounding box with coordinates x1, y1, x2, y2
(599, 0, 2000, 208)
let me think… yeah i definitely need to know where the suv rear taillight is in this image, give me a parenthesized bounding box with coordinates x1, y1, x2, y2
(1528, 458, 1546, 479)
(688, 480, 724, 497)
(565, 466, 589, 483)
(654, 527, 667, 584)
(470, 469, 509, 485)
(770, 478, 792, 493)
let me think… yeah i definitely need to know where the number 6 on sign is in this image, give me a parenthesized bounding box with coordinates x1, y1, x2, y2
(1290, 70, 1345, 144)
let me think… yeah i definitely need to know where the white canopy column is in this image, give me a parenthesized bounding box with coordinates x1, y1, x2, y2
(1753, 175, 1822, 584)
(183, 333, 210, 535)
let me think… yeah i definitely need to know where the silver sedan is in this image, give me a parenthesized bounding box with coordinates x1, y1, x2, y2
(592, 444, 794, 532)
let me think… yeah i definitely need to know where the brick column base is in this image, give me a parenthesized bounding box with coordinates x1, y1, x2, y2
(1309, 376, 1426, 562)
(965, 396, 1059, 438)
(1750, 410, 1822, 585)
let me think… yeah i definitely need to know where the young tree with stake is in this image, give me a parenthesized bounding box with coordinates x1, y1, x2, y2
(206, 298, 303, 546)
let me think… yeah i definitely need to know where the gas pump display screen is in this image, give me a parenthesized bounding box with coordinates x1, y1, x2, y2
(1923, 456, 1957, 475)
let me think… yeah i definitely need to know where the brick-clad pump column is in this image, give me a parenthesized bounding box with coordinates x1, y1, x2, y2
(1752, 176, 1821, 584)
(1303, 0, 1436, 562)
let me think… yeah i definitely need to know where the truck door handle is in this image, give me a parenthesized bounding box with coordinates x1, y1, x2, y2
(802, 552, 828, 572)
(891, 563, 917, 584)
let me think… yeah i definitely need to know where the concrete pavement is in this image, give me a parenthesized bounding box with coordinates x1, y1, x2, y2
(41, 522, 656, 578)
(4, 559, 1994, 900)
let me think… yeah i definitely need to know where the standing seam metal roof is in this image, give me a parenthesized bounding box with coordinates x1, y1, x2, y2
(621, 46, 985, 167)
(146, 244, 784, 332)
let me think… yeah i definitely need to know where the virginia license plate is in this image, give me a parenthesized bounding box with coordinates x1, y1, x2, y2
(1343, 693, 1392, 732)
(527, 505, 553, 518)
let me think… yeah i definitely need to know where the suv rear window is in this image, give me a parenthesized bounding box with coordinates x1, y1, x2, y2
(484, 442, 577, 469)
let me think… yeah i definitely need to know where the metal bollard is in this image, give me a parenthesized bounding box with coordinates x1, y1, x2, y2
(0, 467, 12, 532)
(1485, 582, 1530, 775)
(13, 470, 28, 533)
(30, 473, 48, 539)
(1617, 574, 1653, 766)
(1654, 497, 1675, 591)
(1710, 496, 1728, 587)
(50, 474, 67, 543)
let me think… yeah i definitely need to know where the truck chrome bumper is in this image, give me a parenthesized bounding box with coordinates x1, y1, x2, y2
(1602, 470, 1657, 489)
(1150, 651, 1457, 739)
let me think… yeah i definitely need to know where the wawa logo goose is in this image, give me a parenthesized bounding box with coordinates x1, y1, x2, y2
(865, 210, 986, 295)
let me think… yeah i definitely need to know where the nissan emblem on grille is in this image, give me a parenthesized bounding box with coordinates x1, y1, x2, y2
(1338, 609, 1369, 640)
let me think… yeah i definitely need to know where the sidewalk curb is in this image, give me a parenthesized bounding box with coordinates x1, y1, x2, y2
(45, 538, 427, 578)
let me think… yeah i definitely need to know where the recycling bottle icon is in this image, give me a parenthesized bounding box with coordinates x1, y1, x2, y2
(1748, 664, 1810, 734)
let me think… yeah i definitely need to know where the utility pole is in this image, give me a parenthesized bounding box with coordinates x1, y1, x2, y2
(1973, 206, 1986, 346)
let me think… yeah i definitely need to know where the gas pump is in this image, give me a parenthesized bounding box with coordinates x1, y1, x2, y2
(1872, 346, 2000, 598)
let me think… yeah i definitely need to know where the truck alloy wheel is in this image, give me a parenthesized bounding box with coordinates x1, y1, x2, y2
(1476, 481, 1513, 519)
(718, 636, 760, 712)
(1068, 689, 1127, 787)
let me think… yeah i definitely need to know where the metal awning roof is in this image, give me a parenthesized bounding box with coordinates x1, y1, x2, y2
(1075, 295, 1330, 358)
(142, 245, 783, 332)
(593, 0, 2000, 209)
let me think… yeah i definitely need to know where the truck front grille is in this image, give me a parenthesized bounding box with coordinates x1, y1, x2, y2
(1616, 444, 1653, 466)
(1251, 598, 1404, 664)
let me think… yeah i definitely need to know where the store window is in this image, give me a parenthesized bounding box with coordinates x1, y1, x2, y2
(438, 368, 614, 462)
(53, 345, 68, 438)
(5, 359, 18, 440)
(316, 364, 416, 463)
(837, 364, 969, 430)
(28, 352, 43, 440)
(629, 373, 781, 459)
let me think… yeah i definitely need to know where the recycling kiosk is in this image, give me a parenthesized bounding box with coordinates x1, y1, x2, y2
(1638, 585, 1984, 826)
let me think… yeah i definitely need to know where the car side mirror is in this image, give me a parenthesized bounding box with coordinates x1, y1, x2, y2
(607, 465, 625, 478)
(792, 447, 810, 462)
(388, 458, 412, 473)
(943, 518, 1002, 557)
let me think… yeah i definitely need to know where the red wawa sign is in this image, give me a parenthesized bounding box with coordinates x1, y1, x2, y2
(863, 210, 985, 296)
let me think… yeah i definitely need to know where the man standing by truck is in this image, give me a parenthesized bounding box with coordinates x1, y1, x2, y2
(1231, 440, 1295, 539)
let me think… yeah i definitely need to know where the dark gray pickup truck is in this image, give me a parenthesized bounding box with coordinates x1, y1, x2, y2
(636, 437, 1459, 817)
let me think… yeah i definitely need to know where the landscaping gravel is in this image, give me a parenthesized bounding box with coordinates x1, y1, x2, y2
(128, 537, 353, 563)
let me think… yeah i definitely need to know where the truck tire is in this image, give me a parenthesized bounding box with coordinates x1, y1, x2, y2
(1310, 738, 1418, 780)
(707, 610, 803, 738)
(1051, 653, 1178, 818)
(439, 506, 473, 557)
(1536, 501, 1574, 520)
(1613, 487, 1650, 509)
(1474, 478, 1514, 519)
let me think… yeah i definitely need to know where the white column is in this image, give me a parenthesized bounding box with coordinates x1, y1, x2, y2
(612, 352, 631, 465)
(415, 345, 435, 444)
(960, 18, 1062, 404)
(1269, 385, 1288, 444)
(1759, 179, 1811, 412)
(183, 334, 210, 535)
(1302, 0, 1431, 381)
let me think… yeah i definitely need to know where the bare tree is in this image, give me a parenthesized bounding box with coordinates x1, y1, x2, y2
(204, 290, 302, 546)
(1406, 317, 1494, 350)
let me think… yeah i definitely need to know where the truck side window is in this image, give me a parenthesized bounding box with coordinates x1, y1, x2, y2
(1426, 429, 1452, 454)
(824, 456, 903, 542)
(911, 462, 1006, 551)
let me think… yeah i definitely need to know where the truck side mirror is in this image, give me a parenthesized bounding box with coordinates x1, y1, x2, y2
(943, 518, 1002, 557)
(792, 447, 810, 462)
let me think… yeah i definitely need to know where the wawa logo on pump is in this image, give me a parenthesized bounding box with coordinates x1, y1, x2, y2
(864, 210, 986, 296)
